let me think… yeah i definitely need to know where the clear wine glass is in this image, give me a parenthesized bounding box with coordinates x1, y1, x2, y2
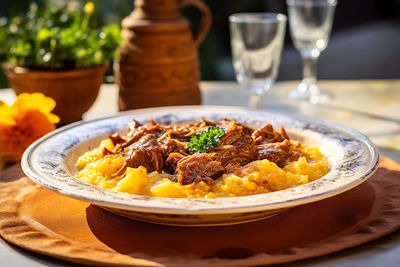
(287, 0, 337, 103)
(229, 13, 287, 109)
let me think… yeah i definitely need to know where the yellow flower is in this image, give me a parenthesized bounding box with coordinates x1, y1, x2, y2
(11, 93, 60, 124)
(84, 2, 95, 15)
(0, 93, 60, 169)
(0, 100, 14, 125)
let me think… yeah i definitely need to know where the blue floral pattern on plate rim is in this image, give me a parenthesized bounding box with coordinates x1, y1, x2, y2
(21, 106, 380, 216)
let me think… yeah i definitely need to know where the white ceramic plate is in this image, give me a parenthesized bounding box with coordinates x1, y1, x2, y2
(22, 106, 379, 226)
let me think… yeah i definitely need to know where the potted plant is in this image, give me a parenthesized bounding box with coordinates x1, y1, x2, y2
(0, 2, 121, 125)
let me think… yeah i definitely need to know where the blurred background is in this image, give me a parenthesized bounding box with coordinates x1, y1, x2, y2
(0, 0, 399, 88)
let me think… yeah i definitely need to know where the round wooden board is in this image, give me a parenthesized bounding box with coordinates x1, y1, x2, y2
(0, 157, 400, 267)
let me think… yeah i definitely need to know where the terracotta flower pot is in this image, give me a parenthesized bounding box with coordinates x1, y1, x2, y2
(3, 64, 108, 125)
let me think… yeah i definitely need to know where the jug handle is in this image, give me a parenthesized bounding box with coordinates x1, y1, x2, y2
(180, 0, 212, 47)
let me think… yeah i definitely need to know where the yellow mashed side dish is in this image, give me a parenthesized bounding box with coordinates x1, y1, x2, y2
(76, 118, 329, 199)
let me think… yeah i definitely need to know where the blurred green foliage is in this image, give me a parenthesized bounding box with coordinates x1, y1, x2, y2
(0, 2, 121, 70)
(0, 0, 276, 88)
(0, 19, 7, 62)
(0, 0, 398, 89)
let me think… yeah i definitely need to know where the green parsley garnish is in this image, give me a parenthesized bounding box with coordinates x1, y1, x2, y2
(187, 126, 226, 154)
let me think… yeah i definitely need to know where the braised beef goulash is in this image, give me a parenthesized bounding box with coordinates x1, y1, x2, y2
(105, 118, 301, 185)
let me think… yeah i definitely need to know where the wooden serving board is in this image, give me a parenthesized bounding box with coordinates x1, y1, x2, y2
(0, 157, 400, 267)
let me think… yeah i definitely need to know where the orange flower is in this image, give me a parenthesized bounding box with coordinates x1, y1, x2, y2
(0, 93, 60, 168)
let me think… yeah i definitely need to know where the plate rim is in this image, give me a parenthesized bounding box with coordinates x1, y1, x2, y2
(21, 105, 380, 215)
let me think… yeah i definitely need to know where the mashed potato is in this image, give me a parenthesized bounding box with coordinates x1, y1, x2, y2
(76, 139, 328, 198)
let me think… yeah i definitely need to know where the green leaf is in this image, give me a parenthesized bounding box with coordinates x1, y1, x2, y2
(37, 28, 55, 41)
(187, 126, 226, 154)
(0, 3, 122, 70)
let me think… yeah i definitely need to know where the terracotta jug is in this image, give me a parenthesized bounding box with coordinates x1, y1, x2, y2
(117, 0, 212, 110)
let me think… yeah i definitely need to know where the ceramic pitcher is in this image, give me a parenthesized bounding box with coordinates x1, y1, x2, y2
(117, 0, 212, 110)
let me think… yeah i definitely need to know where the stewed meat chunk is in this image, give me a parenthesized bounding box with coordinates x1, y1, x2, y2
(112, 118, 298, 185)
(158, 133, 188, 158)
(164, 152, 186, 174)
(117, 129, 147, 151)
(252, 123, 289, 145)
(108, 133, 125, 146)
(176, 153, 226, 185)
(218, 121, 254, 146)
(219, 121, 245, 146)
(211, 144, 257, 166)
(112, 134, 163, 177)
(256, 139, 300, 168)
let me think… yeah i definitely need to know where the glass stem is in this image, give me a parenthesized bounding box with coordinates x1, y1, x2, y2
(301, 55, 318, 89)
(249, 93, 263, 110)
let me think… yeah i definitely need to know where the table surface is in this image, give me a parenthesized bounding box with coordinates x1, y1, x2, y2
(1, 80, 400, 266)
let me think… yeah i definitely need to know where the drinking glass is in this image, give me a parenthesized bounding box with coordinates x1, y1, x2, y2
(229, 13, 287, 109)
(287, 0, 337, 102)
